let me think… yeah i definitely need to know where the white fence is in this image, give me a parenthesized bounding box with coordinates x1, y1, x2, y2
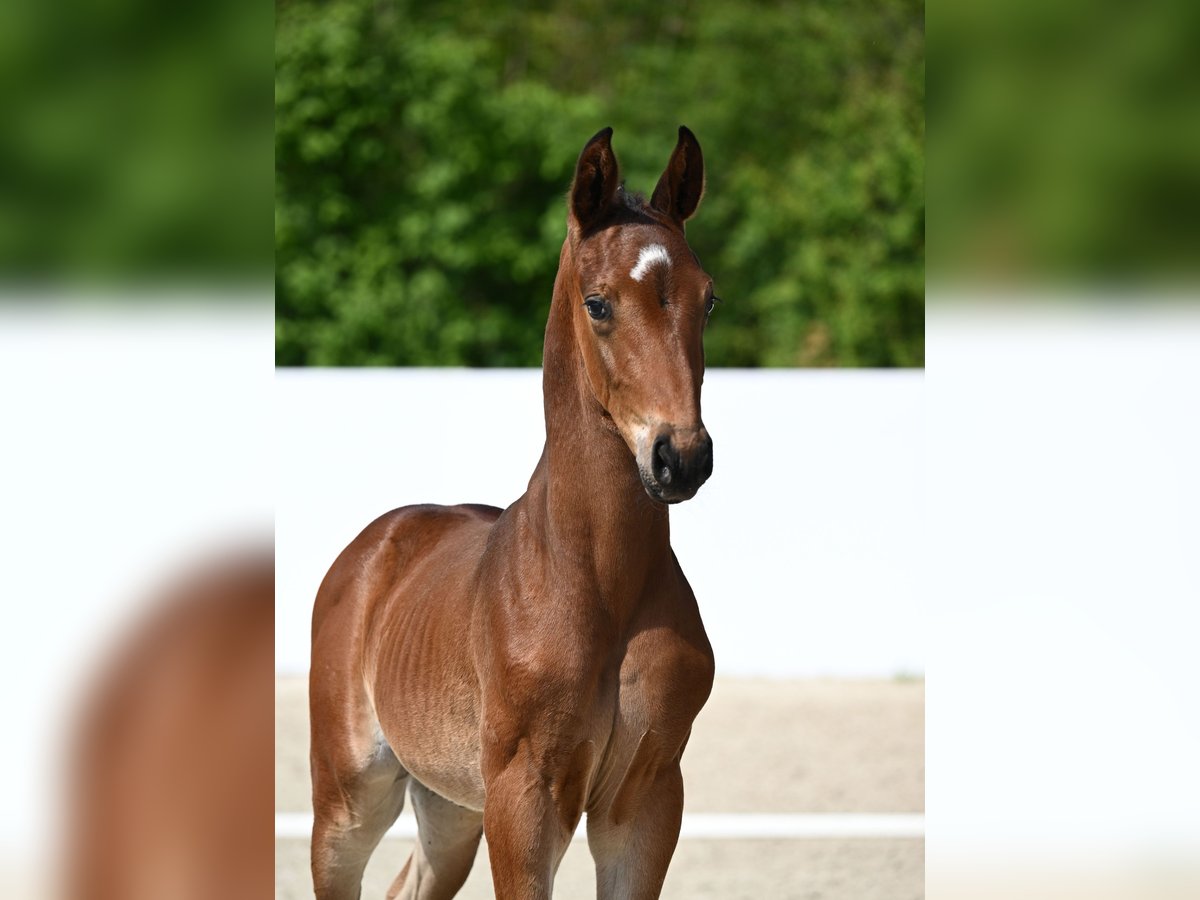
(275, 369, 923, 678)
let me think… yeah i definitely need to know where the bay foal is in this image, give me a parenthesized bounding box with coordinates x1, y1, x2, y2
(310, 126, 717, 900)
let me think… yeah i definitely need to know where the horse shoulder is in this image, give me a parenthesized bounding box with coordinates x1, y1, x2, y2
(619, 560, 716, 736)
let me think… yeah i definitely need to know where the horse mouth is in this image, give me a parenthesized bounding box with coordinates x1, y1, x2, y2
(638, 469, 701, 505)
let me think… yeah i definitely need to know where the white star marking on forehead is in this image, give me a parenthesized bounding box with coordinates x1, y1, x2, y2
(629, 244, 671, 282)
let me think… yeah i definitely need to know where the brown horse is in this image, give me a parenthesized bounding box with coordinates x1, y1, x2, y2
(309, 126, 717, 900)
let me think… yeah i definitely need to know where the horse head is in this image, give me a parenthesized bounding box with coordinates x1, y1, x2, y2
(563, 126, 716, 503)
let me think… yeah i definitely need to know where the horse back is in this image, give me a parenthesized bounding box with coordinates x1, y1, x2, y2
(311, 503, 501, 642)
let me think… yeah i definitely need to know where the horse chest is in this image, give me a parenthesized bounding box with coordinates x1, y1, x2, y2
(476, 555, 714, 819)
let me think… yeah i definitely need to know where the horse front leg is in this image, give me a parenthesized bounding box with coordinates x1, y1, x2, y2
(480, 728, 595, 900)
(586, 760, 685, 900)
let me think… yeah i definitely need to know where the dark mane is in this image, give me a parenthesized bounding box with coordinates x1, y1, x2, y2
(609, 183, 674, 230)
(616, 184, 649, 211)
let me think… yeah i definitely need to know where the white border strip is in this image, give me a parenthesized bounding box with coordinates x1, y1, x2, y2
(275, 812, 923, 841)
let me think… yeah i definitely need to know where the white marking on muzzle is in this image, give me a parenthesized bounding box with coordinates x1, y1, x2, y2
(630, 244, 670, 282)
(629, 423, 654, 470)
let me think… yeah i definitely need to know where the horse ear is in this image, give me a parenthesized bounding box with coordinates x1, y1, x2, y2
(570, 127, 620, 231)
(651, 126, 705, 226)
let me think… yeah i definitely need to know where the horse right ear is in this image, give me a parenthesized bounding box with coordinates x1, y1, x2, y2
(569, 127, 619, 232)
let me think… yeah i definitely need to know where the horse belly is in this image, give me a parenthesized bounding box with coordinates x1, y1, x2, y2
(376, 688, 486, 810)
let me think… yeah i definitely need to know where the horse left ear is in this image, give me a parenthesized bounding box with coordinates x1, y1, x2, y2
(651, 126, 705, 226)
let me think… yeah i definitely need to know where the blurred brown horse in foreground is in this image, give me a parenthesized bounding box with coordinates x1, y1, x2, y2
(69, 548, 274, 900)
(310, 126, 717, 900)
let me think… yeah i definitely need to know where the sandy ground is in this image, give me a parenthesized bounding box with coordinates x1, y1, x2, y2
(277, 838, 922, 900)
(276, 676, 924, 898)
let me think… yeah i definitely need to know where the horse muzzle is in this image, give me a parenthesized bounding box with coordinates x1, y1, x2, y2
(639, 425, 713, 504)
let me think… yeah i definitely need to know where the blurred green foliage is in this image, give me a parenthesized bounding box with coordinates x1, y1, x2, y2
(276, 0, 925, 366)
(0, 0, 272, 282)
(929, 0, 1200, 284)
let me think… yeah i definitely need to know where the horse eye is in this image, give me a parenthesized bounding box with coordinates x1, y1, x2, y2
(706, 294, 720, 316)
(584, 296, 611, 321)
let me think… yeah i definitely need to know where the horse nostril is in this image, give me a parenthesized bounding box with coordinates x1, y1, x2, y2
(653, 436, 676, 485)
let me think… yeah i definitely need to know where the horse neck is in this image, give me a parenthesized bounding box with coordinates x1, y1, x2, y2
(526, 239, 671, 600)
